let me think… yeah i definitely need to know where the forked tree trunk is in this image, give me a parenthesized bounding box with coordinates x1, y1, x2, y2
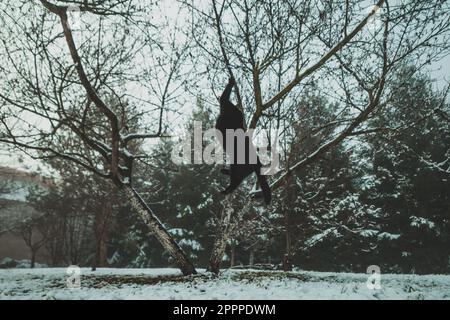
(208, 198, 234, 274)
(123, 185, 197, 276)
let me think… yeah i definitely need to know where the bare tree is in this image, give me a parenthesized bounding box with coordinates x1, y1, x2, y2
(0, 0, 196, 275)
(17, 217, 48, 268)
(184, 0, 450, 272)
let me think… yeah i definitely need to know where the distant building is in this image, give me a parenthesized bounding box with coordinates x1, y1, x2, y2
(0, 166, 52, 263)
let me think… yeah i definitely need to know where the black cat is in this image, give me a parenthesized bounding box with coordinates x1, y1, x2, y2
(215, 77, 271, 205)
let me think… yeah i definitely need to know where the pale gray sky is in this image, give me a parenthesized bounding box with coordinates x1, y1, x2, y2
(1, 0, 449, 175)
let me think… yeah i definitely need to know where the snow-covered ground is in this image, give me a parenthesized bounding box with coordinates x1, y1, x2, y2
(0, 268, 449, 300)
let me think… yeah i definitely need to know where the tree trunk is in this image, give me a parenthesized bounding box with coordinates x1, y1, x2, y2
(283, 254, 293, 272)
(98, 235, 108, 266)
(92, 236, 107, 271)
(230, 242, 236, 268)
(283, 210, 293, 271)
(283, 176, 293, 272)
(92, 198, 111, 271)
(208, 198, 234, 274)
(30, 249, 36, 268)
(249, 249, 255, 266)
(123, 185, 196, 276)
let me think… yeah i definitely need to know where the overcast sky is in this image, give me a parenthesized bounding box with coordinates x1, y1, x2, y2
(1, 0, 449, 175)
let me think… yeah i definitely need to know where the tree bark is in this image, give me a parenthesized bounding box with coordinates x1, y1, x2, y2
(30, 249, 37, 268)
(230, 242, 236, 268)
(249, 249, 255, 266)
(208, 197, 234, 274)
(284, 208, 292, 270)
(92, 235, 107, 271)
(92, 197, 111, 271)
(283, 176, 293, 272)
(123, 185, 197, 276)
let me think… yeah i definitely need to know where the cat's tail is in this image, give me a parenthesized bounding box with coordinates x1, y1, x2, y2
(255, 170, 271, 205)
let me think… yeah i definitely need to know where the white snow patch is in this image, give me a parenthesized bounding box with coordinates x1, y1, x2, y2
(377, 232, 401, 241)
(410, 216, 436, 230)
(0, 268, 449, 300)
